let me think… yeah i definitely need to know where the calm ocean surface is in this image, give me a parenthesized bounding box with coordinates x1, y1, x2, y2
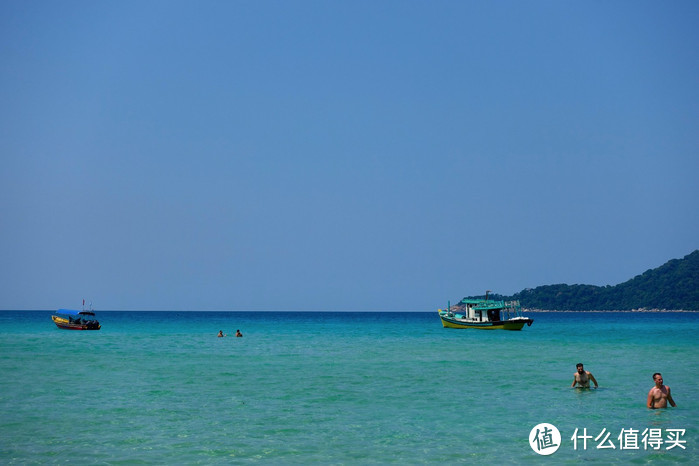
(1, 311, 697, 464)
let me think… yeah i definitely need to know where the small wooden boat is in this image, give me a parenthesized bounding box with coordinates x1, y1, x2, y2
(438, 293, 533, 330)
(52, 308, 101, 330)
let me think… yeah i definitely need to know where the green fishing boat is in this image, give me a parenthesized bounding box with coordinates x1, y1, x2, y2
(438, 292, 533, 330)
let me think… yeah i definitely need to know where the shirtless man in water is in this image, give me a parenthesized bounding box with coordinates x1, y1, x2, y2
(571, 363, 599, 388)
(647, 373, 676, 409)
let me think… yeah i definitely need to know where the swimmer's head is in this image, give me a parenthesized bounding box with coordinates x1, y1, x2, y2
(576, 363, 584, 373)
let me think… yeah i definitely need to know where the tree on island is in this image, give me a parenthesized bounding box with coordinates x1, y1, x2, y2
(460, 250, 699, 311)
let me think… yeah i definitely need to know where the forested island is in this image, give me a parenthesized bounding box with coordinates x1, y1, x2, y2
(462, 250, 699, 311)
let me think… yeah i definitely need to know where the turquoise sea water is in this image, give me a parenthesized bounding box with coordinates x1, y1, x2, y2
(1, 311, 697, 464)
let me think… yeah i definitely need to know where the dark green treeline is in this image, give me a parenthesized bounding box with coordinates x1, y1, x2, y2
(463, 250, 699, 311)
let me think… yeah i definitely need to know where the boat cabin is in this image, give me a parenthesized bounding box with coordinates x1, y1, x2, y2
(450, 299, 523, 323)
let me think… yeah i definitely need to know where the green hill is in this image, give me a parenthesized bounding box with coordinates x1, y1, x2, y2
(462, 250, 699, 311)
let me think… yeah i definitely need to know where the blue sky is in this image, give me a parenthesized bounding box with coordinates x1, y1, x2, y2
(1, 1, 697, 310)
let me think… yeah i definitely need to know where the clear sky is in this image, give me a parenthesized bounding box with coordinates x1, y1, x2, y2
(1, 1, 697, 311)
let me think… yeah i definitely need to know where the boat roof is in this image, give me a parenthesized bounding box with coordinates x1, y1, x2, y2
(461, 299, 491, 304)
(56, 309, 96, 316)
(460, 299, 504, 306)
(459, 299, 520, 310)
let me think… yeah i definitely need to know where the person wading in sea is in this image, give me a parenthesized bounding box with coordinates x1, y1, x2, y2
(647, 372, 676, 409)
(571, 363, 599, 388)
